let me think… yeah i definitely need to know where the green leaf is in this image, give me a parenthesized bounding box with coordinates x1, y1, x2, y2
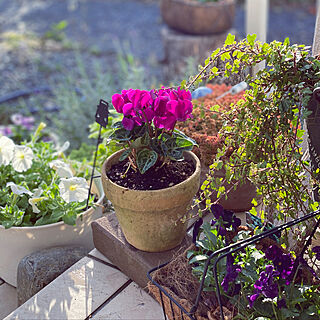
(211, 48, 220, 59)
(284, 37, 290, 46)
(225, 33, 235, 46)
(247, 34, 257, 46)
(119, 149, 131, 161)
(109, 128, 131, 141)
(62, 211, 77, 226)
(136, 149, 158, 174)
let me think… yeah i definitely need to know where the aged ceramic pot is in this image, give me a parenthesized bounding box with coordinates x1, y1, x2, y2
(0, 179, 105, 287)
(101, 150, 201, 252)
(200, 166, 256, 212)
(160, 0, 236, 35)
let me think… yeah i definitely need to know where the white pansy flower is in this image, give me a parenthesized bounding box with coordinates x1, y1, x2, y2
(6, 182, 32, 196)
(59, 177, 89, 203)
(49, 160, 73, 178)
(0, 136, 15, 166)
(28, 189, 46, 214)
(12, 145, 34, 172)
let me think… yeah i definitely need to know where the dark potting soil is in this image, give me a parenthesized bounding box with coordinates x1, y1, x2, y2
(107, 159, 195, 190)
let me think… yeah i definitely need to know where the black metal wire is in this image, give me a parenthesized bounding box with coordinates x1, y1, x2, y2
(159, 290, 168, 320)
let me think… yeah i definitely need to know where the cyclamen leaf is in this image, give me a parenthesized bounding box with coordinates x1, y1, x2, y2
(119, 149, 131, 161)
(137, 149, 158, 174)
(110, 128, 131, 141)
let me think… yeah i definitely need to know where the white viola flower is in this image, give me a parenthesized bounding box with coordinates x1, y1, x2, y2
(28, 189, 46, 214)
(59, 177, 89, 203)
(0, 136, 15, 166)
(6, 182, 32, 196)
(49, 160, 73, 178)
(12, 145, 34, 172)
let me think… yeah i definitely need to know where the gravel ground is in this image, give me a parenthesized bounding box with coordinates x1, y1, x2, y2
(0, 0, 317, 97)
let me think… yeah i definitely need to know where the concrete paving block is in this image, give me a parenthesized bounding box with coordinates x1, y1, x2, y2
(4, 256, 129, 320)
(92, 282, 163, 320)
(92, 213, 193, 289)
(0, 283, 17, 319)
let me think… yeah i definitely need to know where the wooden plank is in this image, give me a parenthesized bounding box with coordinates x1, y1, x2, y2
(4, 256, 129, 320)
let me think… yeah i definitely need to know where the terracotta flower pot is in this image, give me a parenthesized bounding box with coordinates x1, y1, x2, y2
(101, 150, 201, 252)
(160, 0, 236, 35)
(200, 166, 256, 212)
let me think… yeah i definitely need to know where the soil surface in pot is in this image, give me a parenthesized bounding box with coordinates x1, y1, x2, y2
(107, 159, 195, 190)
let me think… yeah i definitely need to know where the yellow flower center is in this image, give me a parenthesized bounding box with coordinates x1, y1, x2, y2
(18, 152, 25, 160)
(69, 185, 77, 191)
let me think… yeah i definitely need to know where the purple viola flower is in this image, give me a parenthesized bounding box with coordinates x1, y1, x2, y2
(248, 264, 279, 308)
(0, 126, 13, 136)
(211, 204, 241, 236)
(221, 254, 241, 296)
(265, 245, 293, 280)
(10, 114, 35, 130)
(312, 246, 320, 260)
(248, 293, 260, 308)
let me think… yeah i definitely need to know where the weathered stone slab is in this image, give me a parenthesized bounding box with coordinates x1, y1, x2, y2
(92, 213, 192, 289)
(17, 246, 88, 306)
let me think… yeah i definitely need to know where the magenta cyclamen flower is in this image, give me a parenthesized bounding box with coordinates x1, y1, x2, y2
(111, 87, 193, 132)
(112, 89, 155, 130)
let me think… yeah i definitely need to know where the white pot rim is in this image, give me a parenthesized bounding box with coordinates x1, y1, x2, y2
(0, 191, 105, 231)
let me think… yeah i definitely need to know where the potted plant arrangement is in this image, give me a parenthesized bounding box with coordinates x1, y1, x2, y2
(177, 84, 256, 212)
(148, 34, 320, 318)
(160, 0, 236, 35)
(149, 204, 320, 319)
(185, 34, 320, 249)
(100, 87, 201, 252)
(0, 123, 105, 286)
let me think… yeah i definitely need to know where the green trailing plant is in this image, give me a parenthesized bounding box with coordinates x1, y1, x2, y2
(184, 34, 320, 249)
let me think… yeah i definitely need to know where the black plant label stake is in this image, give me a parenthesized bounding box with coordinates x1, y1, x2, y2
(86, 99, 109, 210)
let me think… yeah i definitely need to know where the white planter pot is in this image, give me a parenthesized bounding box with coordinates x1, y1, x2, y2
(0, 178, 105, 287)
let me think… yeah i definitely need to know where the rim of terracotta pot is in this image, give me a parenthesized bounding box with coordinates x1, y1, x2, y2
(0, 179, 105, 231)
(164, 0, 235, 8)
(101, 150, 201, 195)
